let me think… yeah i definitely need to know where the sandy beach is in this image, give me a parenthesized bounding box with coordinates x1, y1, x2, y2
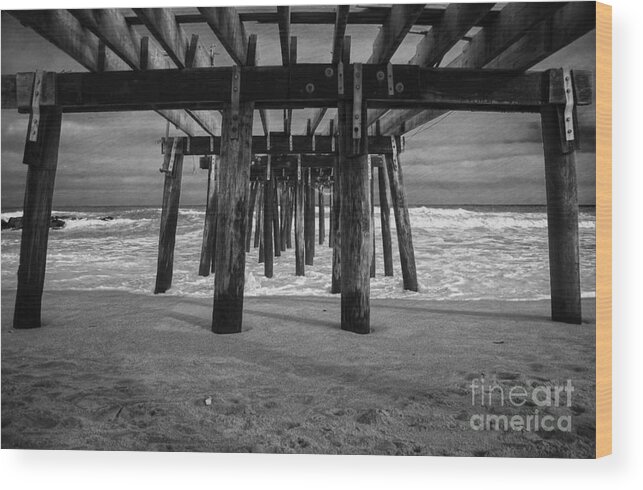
(1, 289, 595, 457)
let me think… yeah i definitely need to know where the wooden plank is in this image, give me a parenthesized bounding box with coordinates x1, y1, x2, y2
(367, 4, 427, 64)
(377, 1, 595, 134)
(198, 7, 248, 65)
(13, 108, 62, 329)
(378, 165, 394, 276)
(212, 100, 254, 334)
(385, 149, 418, 291)
(154, 138, 184, 294)
(199, 157, 217, 276)
(541, 105, 581, 324)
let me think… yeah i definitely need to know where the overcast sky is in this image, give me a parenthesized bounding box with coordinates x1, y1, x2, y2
(0, 8, 596, 209)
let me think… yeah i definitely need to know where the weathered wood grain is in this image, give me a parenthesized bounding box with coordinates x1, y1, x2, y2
(13, 108, 62, 329)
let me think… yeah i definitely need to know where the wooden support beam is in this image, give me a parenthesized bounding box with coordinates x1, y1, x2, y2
(155, 138, 184, 294)
(285, 36, 297, 135)
(541, 105, 581, 324)
(378, 165, 394, 276)
(367, 4, 427, 64)
(198, 7, 248, 65)
(328, 184, 334, 249)
(125, 8, 493, 28)
(377, 2, 595, 134)
(263, 170, 274, 277)
(279, 181, 288, 251)
(385, 147, 417, 291)
(304, 168, 315, 266)
(338, 96, 371, 334)
(132, 8, 210, 69)
(307, 5, 350, 135)
(367, 2, 493, 125)
(199, 157, 218, 276)
(277, 7, 291, 65)
(9, 9, 206, 136)
(13, 108, 62, 329)
(3, 65, 590, 114)
(246, 181, 258, 252)
(295, 162, 305, 276)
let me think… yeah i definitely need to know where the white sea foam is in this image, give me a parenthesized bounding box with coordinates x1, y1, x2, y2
(1, 206, 596, 302)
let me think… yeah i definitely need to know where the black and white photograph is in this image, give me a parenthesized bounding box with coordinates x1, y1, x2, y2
(1, 1, 604, 460)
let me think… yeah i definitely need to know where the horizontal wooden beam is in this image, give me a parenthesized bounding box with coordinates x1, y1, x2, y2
(163, 134, 401, 156)
(377, 1, 596, 135)
(2, 65, 591, 114)
(123, 8, 500, 27)
(10, 9, 209, 137)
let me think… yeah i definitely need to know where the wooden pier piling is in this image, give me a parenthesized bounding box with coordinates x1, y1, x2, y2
(541, 105, 582, 324)
(245, 180, 258, 253)
(154, 138, 184, 294)
(370, 167, 376, 278)
(385, 146, 418, 292)
(295, 166, 305, 276)
(13, 108, 63, 329)
(338, 97, 371, 334)
(305, 168, 315, 266)
(318, 186, 325, 245)
(199, 156, 218, 276)
(272, 174, 281, 257)
(378, 165, 394, 276)
(211, 100, 255, 334)
(263, 171, 274, 277)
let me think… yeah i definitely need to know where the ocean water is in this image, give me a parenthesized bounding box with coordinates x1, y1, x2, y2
(1, 205, 596, 301)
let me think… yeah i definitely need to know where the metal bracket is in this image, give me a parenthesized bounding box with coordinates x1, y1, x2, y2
(390, 136, 398, 171)
(266, 155, 271, 180)
(563, 68, 575, 142)
(353, 63, 363, 148)
(209, 136, 214, 153)
(266, 132, 271, 152)
(289, 135, 293, 152)
(28, 70, 44, 142)
(230, 65, 241, 140)
(297, 154, 302, 181)
(387, 63, 395, 96)
(186, 137, 191, 154)
(367, 154, 372, 181)
(312, 134, 316, 152)
(331, 134, 335, 153)
(337, 62, 344, 96)
(160, 137, 179, 174)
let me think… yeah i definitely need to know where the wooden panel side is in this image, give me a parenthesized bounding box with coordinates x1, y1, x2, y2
(595, 0, 612, 459)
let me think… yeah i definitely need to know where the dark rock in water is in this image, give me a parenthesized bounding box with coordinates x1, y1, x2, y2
(50, 218, 66, 229)
(6, 217, 23, 230)
(1, 216, 66, 230)
(99, 216, 115, 221)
